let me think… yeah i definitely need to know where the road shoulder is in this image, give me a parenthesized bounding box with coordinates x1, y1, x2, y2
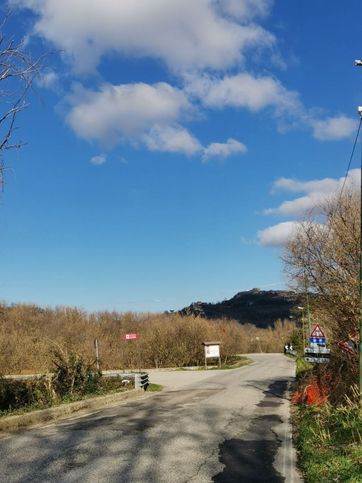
(0, 388, 148, 434)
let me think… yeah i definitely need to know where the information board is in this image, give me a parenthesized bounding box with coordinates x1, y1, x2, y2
(205, 344, 220, 358)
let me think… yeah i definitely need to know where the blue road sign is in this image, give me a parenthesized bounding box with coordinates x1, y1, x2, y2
(309, 337, 326, 344)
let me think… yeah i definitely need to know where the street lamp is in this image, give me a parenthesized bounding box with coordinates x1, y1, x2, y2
(354, 58, 362, 406)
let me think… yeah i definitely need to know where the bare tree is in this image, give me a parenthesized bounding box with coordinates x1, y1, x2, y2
(282, 189, 360, 402)
(0, 14, 42, 191)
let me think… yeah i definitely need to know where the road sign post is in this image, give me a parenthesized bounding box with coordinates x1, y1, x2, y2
(304, 324, 330, 364)
(94, 338, 100, 371)
(122, 333, 141, 371)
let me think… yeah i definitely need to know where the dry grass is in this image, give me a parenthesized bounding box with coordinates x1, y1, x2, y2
(0, 303, 295, 374)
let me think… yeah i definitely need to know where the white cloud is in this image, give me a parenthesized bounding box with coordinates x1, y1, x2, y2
(310, 115, 356, 141)
(12, 0, 355, 159)
(185, 73, 300, 114)
(258, 220, 327, 247)
(264, 193, 332, 216)
(89, 153, 107, 166)
(265, 169, 360, 216)
(203, 138, 247, 160)
(185, 73, 356, 142)
(66, 82, 193, 147)
(12, 0, 275, 74)
(35, 70, 58, 88)
(143, 127, 247, 158)
(272, 176, 340, 194)
(259, 170, 360, 247)
(143, 125, 202, 155)
(220, 0, 273, 20)
(257, 221, 299, 246)
(65, 81, 251, 157)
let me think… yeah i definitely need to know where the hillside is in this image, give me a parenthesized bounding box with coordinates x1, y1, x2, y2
(179, 289, 302, 328)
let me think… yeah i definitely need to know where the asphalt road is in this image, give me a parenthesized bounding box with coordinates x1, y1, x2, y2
(0, 354, 301, 482)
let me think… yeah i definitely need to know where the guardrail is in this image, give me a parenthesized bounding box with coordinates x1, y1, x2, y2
(102, 371, 149, 390)
(134, 372, 149, 390)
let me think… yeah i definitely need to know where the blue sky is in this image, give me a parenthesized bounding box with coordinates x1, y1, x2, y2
(1, 0, 361, 312)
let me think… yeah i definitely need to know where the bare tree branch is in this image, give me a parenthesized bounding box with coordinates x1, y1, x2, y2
(0, 14, 44, 191)
(282, 188, 360, 402)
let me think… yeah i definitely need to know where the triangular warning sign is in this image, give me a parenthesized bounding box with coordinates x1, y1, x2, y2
(310, 324, 325, 338)
(338, 338, 358, 355)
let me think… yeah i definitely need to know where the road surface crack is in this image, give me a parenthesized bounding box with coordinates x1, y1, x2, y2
(186, 445, 219, 483)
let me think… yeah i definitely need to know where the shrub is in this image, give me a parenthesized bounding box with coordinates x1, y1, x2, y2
(51, 348, 100, 398)
(0, 349, 130, 414)
(0, 376, 54, 412)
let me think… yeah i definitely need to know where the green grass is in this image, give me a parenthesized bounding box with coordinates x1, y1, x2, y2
(209, 356, 252, 370)
(295, 356, 313, 380)
(294, 395, 362, 482)
(146, 383, 163, 392)
(292, 358, 361, 481)
(284, 353, 297, 360)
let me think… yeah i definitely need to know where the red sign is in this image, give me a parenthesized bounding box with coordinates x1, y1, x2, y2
(338, 338, 358, 355)
(310, 324, 325, 338)
(122, 333, 140, 341)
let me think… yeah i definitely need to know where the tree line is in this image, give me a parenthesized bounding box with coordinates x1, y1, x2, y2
(0, 304, 294, 374)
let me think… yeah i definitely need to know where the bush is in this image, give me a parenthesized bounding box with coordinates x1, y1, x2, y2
(52, 348, 100, 398)
(0, 376, 54, 412)
(0, 349, 131, 414)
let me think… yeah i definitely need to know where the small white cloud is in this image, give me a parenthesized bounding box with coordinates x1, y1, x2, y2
(66, 82, 193, 147)
(185, 72, 300, 114)
(264, 193, 332, 216)
(259, 221, 328, 247)
(272, 176, 339, 194)
(143, 124, 202, 155)
(203, 138, 247, 160)
(257, 221, 299, 246)
(89, 153, 107, 165)
(35, 70, 59, 88)
(310, 115, 356, 141)
(265, 169, 360, 216)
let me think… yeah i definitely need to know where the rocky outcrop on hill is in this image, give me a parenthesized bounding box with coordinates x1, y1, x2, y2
(179, 288, 302, 328)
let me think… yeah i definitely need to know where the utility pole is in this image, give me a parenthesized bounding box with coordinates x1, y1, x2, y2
(354, 58, 362, 407)
(94, 338, 100, 371)
(297, 306, 306, 350)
